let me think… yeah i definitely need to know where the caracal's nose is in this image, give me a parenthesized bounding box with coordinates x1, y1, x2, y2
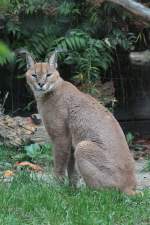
(38, 83, 44, 88)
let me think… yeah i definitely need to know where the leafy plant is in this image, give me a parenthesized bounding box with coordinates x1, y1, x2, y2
(58, 1, 80, 16)
(24, 143, 41, 159)
(54, 30, 113, 84)
(0, 0, 149, 113)
(0, 0, 10, 8)
(24, 143, 52, 161)
(126, 132, 134, 146)
(0, 42, 14, 65)
(0, 143, 53, 174)
(12, 143, 53, 164)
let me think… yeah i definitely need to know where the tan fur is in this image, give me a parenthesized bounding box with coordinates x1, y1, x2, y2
(26, 60, 137, 194)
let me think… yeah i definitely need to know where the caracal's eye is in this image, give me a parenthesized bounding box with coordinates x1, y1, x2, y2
(32, 74, 37, 78)
(46, 73, 51, 78)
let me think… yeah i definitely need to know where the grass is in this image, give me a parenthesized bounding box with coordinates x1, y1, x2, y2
(0, 175, 150, 225)
(0, 145, 150, 225)
(0, 144, 53, 173)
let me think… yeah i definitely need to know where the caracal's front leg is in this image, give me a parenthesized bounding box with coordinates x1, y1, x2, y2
(53, 135, 71, 181)
(67, 147, 79, 187)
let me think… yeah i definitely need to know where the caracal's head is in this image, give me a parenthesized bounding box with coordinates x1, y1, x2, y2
(24, 51, 61, 97)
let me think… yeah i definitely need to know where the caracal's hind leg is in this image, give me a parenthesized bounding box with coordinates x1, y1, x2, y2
(75, 141, 136, 195)
(75, 140, 136, 194)
(74, 140, 120, 189)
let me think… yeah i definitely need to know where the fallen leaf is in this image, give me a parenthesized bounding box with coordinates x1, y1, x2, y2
(15, 161, 43, 172)
(3, 170, 14, 177)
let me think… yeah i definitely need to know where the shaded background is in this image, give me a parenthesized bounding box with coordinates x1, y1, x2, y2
(0, 0, 150, 135)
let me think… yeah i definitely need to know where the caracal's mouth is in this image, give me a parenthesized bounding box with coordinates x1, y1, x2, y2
(35, 85, 48, 92)
(34, 83, 55, 95)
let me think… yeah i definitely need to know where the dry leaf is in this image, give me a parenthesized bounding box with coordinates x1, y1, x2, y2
(15, 161, 43, 172)
(3, 170, 14, 177)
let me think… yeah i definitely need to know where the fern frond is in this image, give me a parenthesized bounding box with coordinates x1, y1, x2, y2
(54, 30, 113, 83)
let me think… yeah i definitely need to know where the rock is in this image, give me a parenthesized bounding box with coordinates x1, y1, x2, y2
(130, 50, 150, 66)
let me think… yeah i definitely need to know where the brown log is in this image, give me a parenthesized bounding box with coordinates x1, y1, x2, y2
(0, 115, 50, 148)
(88, 0, 150, 22)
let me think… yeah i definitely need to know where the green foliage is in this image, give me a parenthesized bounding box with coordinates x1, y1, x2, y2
(7, 0, 50, 15)
(54, 30, 113, 83)
(24, 143, 53, 162)
(0, 0, 149, 112)
(0, 143, 53, 173)
(24, 143, 41, 159)
(0, 0, 9, 8)
(143, 160, 150, 172)
(58, 1, 80, 16)
(1, 0, 138, 73)
(108, 29, 137, 50)
(0, 42, 14, 65)
(126, 132, 134, 146)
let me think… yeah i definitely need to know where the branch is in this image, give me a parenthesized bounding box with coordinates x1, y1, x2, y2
(89, 0, 150, 22)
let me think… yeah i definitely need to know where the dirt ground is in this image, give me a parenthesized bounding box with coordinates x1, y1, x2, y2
(135, 160, 150, 190)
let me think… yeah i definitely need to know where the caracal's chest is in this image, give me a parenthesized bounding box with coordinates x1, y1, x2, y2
(37, 96, 69, 139)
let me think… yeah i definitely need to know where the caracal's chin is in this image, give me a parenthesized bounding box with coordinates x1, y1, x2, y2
(34, 84, 55, 96)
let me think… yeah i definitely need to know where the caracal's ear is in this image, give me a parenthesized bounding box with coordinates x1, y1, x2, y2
(48, 51, 58, 69)
(26, 53, 35, 70)
(47, 48, 65, 69)
(17, 48, 35, 70)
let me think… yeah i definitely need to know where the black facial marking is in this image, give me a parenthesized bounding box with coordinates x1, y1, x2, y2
(32, 74, 37, 78)
(46, 73, 51, 77)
